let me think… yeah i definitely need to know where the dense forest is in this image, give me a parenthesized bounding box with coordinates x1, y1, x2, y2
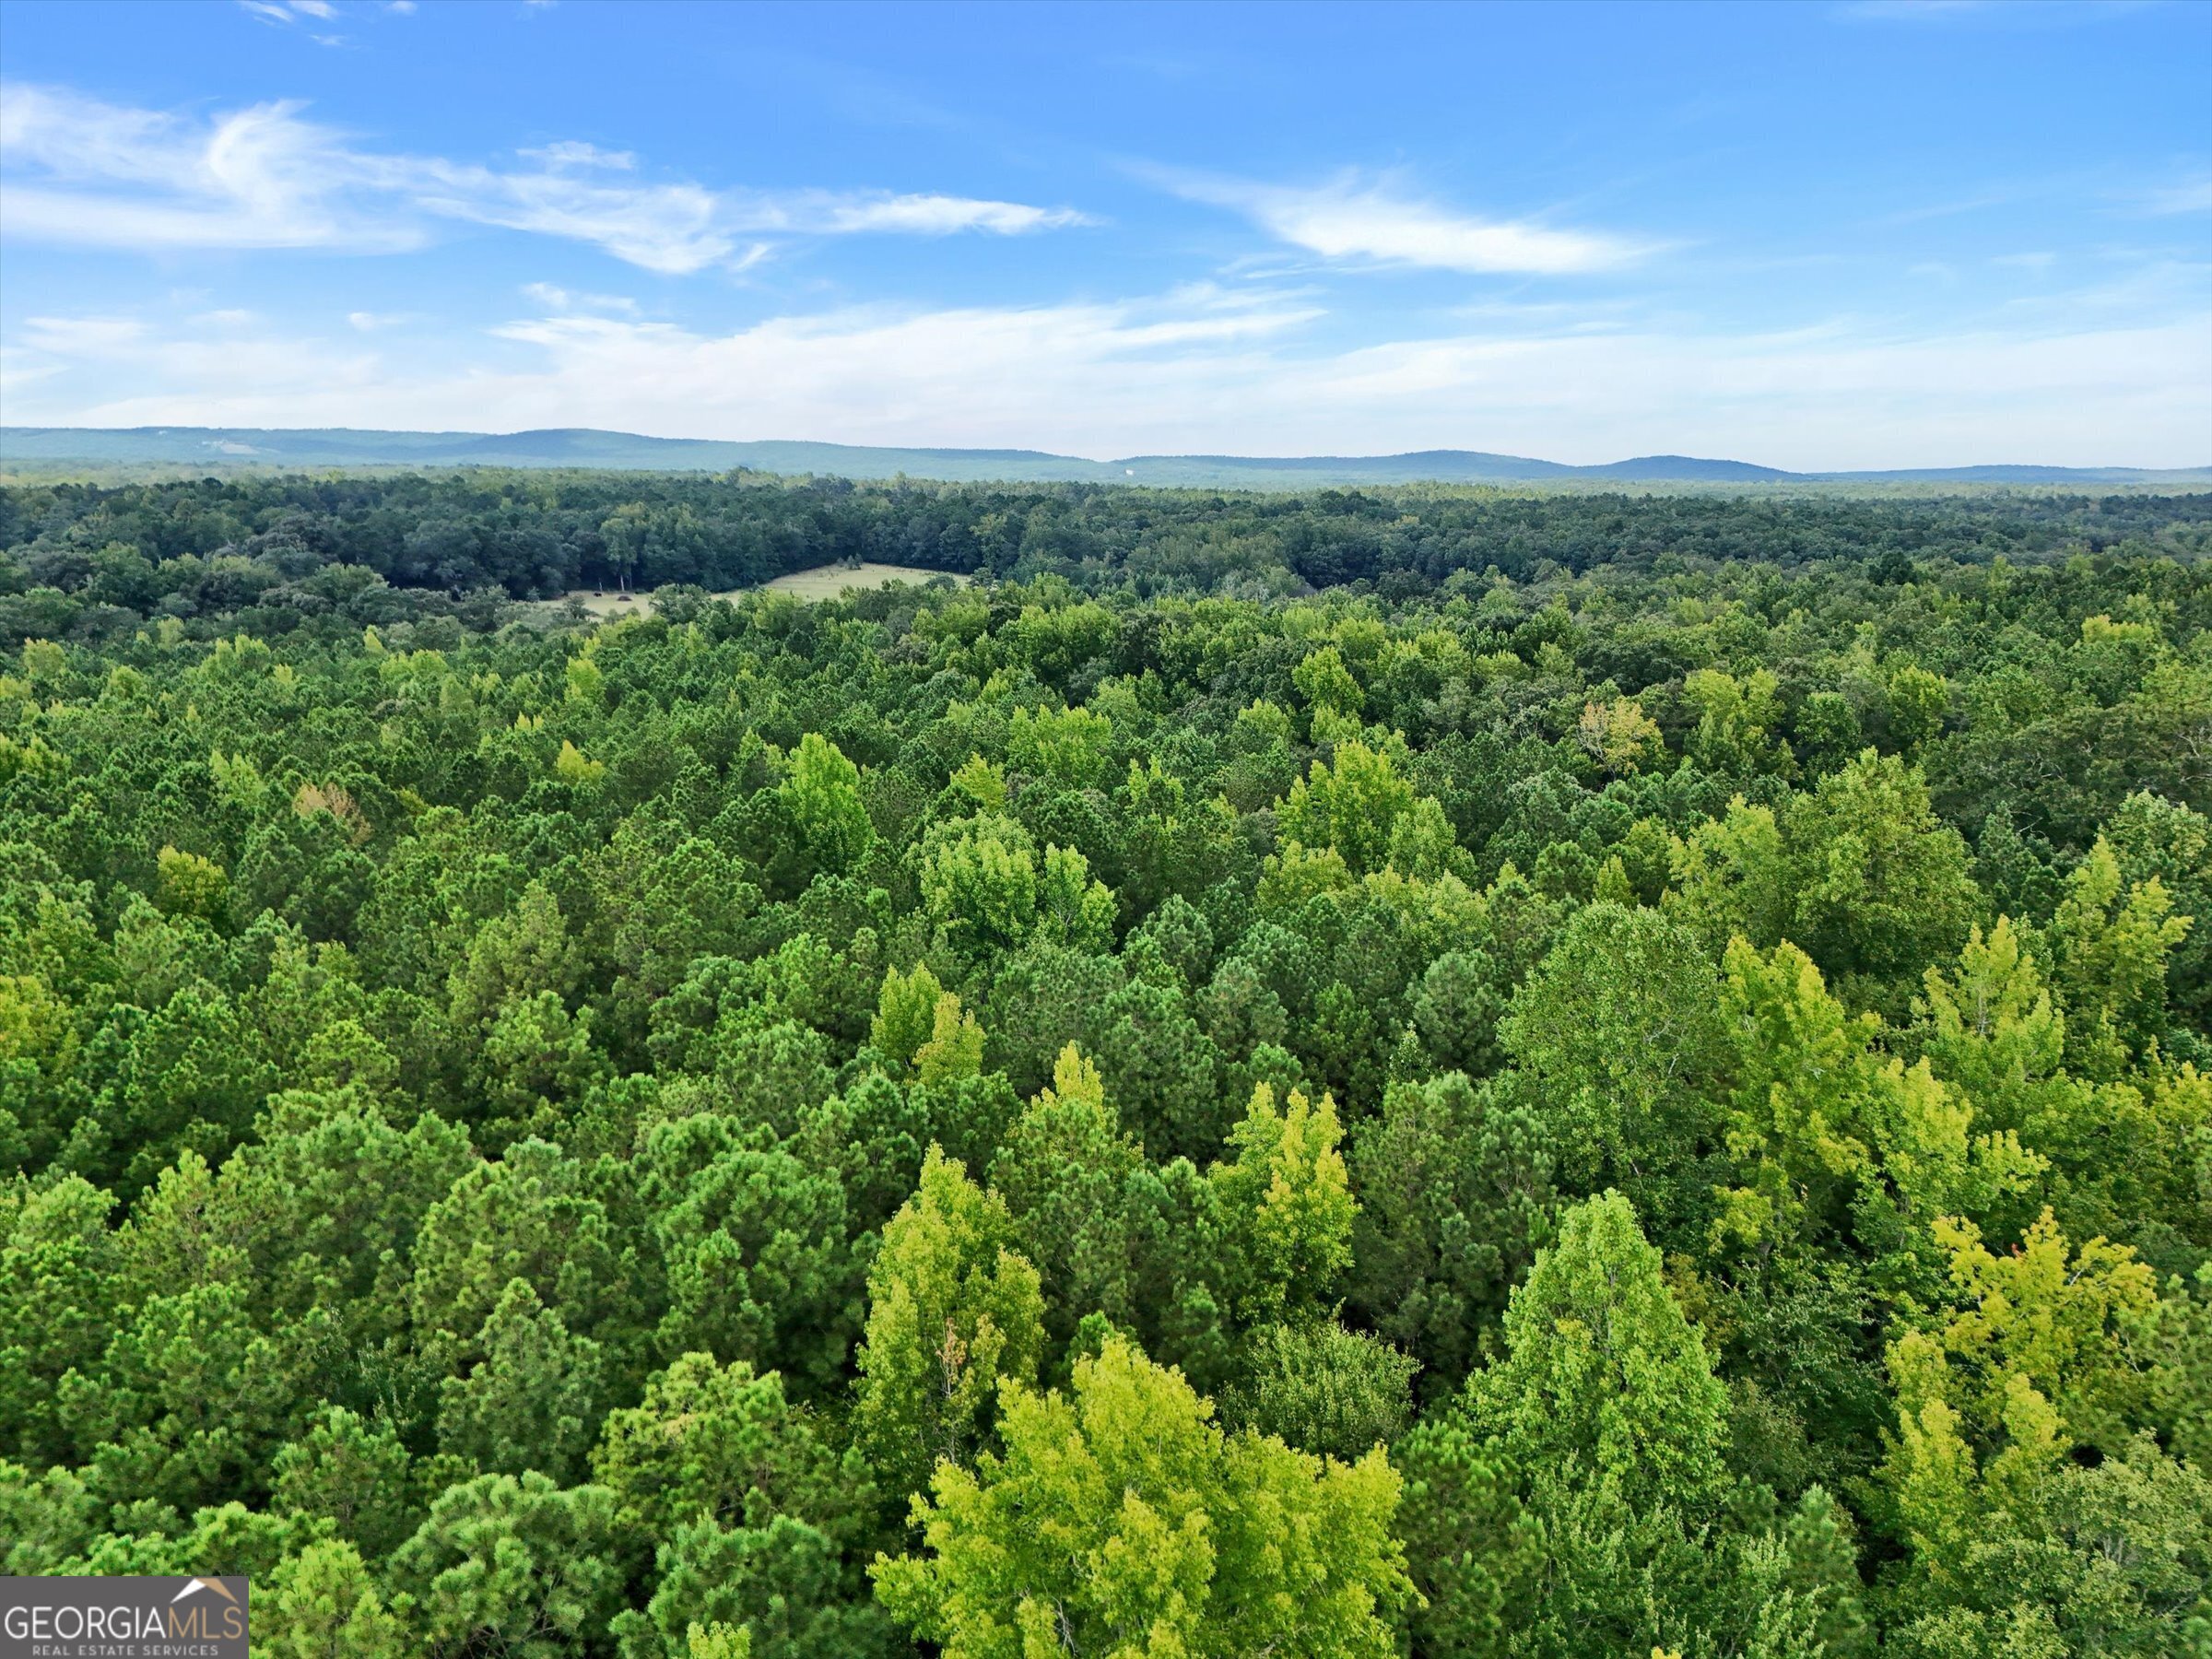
(5, 469, 2209, 632)
(2, 472, 2207, 1657)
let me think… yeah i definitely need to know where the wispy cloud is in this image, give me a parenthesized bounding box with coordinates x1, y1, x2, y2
(236, 0, 347, 41)
(1833, 0, 2144, 23)
(0, 82, 1090, 273)
(1156, 168, 1648, 276)
(1833, 0, 1995, 19)
(520, 282, 640, 315)
(2135, 172, 2212, 216)
(0, 86, 421, 253)
(402, 157, 737, 273)
(519, 140, 635, 171)
(798, 193, 1090, 236)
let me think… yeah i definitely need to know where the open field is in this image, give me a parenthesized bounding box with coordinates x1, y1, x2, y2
(547, 562, 966, 618)
(761, 561, 969, 599)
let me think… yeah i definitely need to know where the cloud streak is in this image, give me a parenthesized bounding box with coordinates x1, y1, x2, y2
(1160, 169, 1648, 275)
(0, 82, 1089, 273)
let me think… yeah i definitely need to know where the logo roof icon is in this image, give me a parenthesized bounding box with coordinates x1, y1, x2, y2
(171, 1578, 241, 1606)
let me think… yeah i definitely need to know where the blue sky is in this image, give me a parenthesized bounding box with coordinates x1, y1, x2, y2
(2, 0, 2207, 467)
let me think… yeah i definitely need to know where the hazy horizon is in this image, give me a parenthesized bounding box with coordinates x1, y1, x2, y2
(6, 420, 2208, 483)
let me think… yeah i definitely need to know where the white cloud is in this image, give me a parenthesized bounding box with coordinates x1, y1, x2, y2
(801, 193, 1092, 235)
(520, 282, 639, 315)
(520, 140, 636, 171)
(291, 0, 336, 17)
(1161, 169, 1646, 275)
(402, 158, 737, 273)
(0, 81, 1089, 273)
(0, 86, 422, 253)
(2137, 174, 2212, 216)
(347, 310, 414, 330)
(9, 285, 2203, 470)
(18, 314, 147, 355)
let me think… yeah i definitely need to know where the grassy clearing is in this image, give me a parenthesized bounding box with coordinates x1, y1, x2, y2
(543, 562, 966, 619)
(760, 561, 968, 599)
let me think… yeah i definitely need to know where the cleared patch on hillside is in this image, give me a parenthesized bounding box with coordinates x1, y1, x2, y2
(544, 562, 967, 619)
(760, 562, 969, 600)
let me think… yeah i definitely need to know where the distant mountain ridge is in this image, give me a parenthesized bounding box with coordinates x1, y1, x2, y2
(3, 426, 2204, 488)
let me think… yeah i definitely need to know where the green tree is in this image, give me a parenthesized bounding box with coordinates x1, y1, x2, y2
(873, 1335, 1411, 1658)
(640, 1114, 861, 1399)
(1400, 1192, 1865, 1659)
(1500, 903, 1726, 1223)
(1665, 795, 1792, 958)
(1034, 841, 1116, 952)
(271, 1406, 424, 1561)
(987, 1044, 1147, 1353)
(1346, 1071, 1558, 1398)
(1875, 1212, 2199, 1654)
(1783, 750, 1981, 994)
(779, 734, 875, 876)
(593, 1351, 869, 1548)
(154, 845, 228, 920)
(1006, 703, 1113, 789)
(1293, 644, 1365, 731)
(258, 1539, 407, 1659)
(919, 816, 1037, 956)
(1712, 936, 2045, 1277)
(910, 991, 985, 1087)
(436, 1277, 606, 1483)
(2102, 790, 2212, 1031)
(868, 963, 944, 1073)
(60, 1280, 301, 1514)
(1683, 666, 1792, 778)
(409, 1138, 643, 1379)
(2046, 836, 2190, 1077)
(447, 883, 581, 1036)
(619, 1513, 897, 1659)
(1795, 688, 1863, 775)
(390, 1471, 627, 1659)
(1278, 740, 1415, 877)
(0, 1173, 118, 1467)
(1885, 660, 1949, 753)
(852, 1147, 1044, 1508)
(1222, 1321, 1418, 1460)
(1210, 1079, 1358, 1324)
(1475, 1191, 1729, 1510)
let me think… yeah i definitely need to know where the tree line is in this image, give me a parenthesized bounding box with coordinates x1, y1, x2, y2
(5, 468, 2206, 634)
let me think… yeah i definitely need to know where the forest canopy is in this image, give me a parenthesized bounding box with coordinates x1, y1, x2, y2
(2, 471, 2207, 1656)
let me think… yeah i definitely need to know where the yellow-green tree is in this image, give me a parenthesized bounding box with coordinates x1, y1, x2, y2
(852, 1148, 1044, 1508)
(873, 1335, 1409, 1658)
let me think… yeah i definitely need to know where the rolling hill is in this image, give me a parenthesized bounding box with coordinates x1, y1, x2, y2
(2, 425, 2204, 488)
